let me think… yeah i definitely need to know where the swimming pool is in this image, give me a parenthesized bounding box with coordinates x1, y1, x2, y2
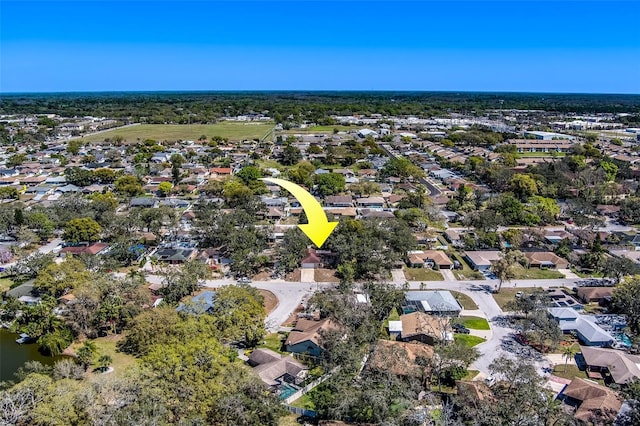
(279, 383, 299, 400)
(616, 333, 632, 348)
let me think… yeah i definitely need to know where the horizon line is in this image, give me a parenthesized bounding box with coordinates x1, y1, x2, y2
(2, 89, 640, 96)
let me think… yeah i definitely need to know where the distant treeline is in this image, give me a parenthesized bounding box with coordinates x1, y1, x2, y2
(1, 91, 639, 124)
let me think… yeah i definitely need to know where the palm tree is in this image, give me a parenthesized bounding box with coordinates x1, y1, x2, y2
(562, 345, 578, 373)
(97, 354, 112, 373)
(76, 341, 97, 370)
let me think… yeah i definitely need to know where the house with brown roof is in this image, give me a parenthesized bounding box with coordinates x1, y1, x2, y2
(60, 242, 109, 257)
(407, 250, 454, 270)
(210, 167, 232, 178)
(248, 348, 308, 390)
(285, 318, 336, 357)
(366, 339, 433, 378)
(576, 287, 614, 305)
(559, 378, 622, 424)
(580, 346, 640, 384)
(324, 195, 353, 207)
(300, 248, 323, 269)
(524, 251, 569, 269)
(397, 312, 451, 345)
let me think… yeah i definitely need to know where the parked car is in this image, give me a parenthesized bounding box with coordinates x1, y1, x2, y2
(237, 277, 252, 284)
(452, 323, 470, 334)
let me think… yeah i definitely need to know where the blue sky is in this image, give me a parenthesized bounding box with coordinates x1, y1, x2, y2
(1, 1, 639, 93)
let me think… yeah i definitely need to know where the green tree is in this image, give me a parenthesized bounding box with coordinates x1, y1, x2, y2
(562, 345, 578, 373)
(211, 284, 266, 346)
(611, 277, 640, 334)
(510, 174, 538, 200)
(281, 144, 302, 166)
(276, 228, 308, 273)
(316, 172, 346, 196)
(157, 181, 173, 197)
(92, 168, 117, 184)
(491, 250, 527, 292)
(114, 175, 144, 196)
(0, 186, 19, 200)
(26, 211, 55, 241)
(34, 257, 92, 297)
(63, 217, 102, 243)
(380, 157, 425, 181)
(76, 340, 97, 369)
(67, 140, 82, 155)
(97, 354, 112, 372)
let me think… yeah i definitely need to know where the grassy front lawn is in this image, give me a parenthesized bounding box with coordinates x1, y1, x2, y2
(0, 278, 14, 294)
(403, 267, 444, 281)
(455, 316, 490, 330)
(450, 253, 485, 280)
(512, 265, 564, 279)
(551, 364, 604, 386)
(80, 122, 274, 143)
(448, 290, 479, 310)
(258, 332, 286, 354)
(464, 369, 480, 380)
(454, 334, 486, 348)
(492, 287, 537, 310)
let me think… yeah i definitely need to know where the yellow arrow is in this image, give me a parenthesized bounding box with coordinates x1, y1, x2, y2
(261, 178, 338, 248)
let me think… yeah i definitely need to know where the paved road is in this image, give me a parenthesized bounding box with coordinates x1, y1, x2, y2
(141, 272, 581, 373)
(1, 238, 63, 269)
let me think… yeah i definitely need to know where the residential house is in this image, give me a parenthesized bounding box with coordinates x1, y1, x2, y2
(130, 197, 159, 208)
(160, 198, 190, 209)
(265, 207, 284, 220)
(463, 251, 503, 271)
(361, 210, 394, 219)
(366, 339, 434, 378)
(210, 167, 233, 178)
(396, 312, 451, 345)
(285, 318, 336, 357)
(324, 195, 353, 208)
(300, 248, 323, 269)
(155, 248, 197, 264)
(356, 197, 385, 209)
(176, 291, 216, 315)
(403, 291, 462, 316)
(407, 250, 454, 270)
(580, 346, 640, 384)
(60, 242, 109, 257)
(248, 348, 308, 390)
(443, 229, 463, 247)
(548, 308, 614, 347)
(524, 251, 569, 269)
(576, 287, 614, 305)
(558, 378, 623, 424)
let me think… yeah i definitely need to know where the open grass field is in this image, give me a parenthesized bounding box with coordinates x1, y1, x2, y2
(492, 287, 537, 310)
(403, 267, 444, 281)
(454, 334, 486, 348)
(68, 335, 136, 377)
(282, 125, 354, 134)
(78, 122, 274, 143)
(512, 265, 564, 280)
(455, 316, 490, 330)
